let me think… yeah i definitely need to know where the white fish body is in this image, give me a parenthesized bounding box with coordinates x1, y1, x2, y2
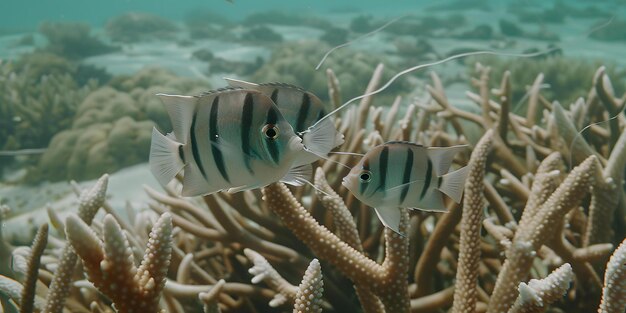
(224, 78, 344, 166)
(149, 88, 307, 197)
(342, 141, 469, 234)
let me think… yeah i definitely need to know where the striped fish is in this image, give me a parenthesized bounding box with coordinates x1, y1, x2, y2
(342, 141, 469, 234)
(225, 78, 344, 166)
(149, 88, 308, 197)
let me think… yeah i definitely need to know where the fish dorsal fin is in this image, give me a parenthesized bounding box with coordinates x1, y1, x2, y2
(224, 77, 260, 90)
(196, 86, 245, 98)
(156, 94, 196, 144)
(280, 164, 312, 186)
(426, 145, 468, 176)
(374, 207, 405, 236)
(259, 82, 307, 92)
(303, 118, 344, 157)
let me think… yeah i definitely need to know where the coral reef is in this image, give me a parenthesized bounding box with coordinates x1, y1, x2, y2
(105, 12, 179, 43)
(38, 22, 118, 59)
(1, 56, 625, 313)
(243, 10, 331, 30)
(30, 67, 207, 181)
(467, 55, 626, 106)
(252, 41, 411, 104)
(589, 19, 626, 42)
(0, 57, 95, 152)
(240, 25, 283, 43)
(183, 9, 233, 40)
(320, 27, 349, 46)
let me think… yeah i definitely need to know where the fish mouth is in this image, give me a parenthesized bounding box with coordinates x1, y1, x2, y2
(341, 177, 348, 187)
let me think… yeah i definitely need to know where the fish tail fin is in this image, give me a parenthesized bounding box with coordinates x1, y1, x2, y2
(439, 166, 470, 203)
(150, 127, 185, 186)
(302, 118, 341, 157)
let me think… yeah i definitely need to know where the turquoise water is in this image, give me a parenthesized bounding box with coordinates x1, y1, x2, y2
(0, 2, 625, 313)
(1, 0, 625, 194)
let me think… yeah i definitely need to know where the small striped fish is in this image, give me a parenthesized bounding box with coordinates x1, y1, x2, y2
(225, 78, 344, 166)
(149, 88, 308, 196)
(342, 141, 469, 234)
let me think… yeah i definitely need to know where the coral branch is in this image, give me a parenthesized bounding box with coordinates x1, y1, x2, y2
(263, 183, 410, 313)
(20, 224, 48, 313)
(244, 248, 297, 307)
(66, 213, 172, 313)
(598, 238, 626, 313)
(293, 259, 324, 313)
(489, 156, 598, 313)
(507, 263, 573, 313)
(44, 174, 108, 313)
(452, 129, 493, 313)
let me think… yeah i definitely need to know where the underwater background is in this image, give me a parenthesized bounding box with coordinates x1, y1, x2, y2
(1, 0, 626, 312)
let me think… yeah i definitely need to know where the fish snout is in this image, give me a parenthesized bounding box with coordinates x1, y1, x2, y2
(341, 176, 350, 188)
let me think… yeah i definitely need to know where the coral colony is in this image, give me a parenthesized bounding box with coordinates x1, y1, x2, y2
(1, 61, 625, 313)
(1, 7, 626, 313)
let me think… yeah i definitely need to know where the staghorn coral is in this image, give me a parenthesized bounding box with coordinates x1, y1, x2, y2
(43, 174, 108, 313)
(468, 56, 626, 106)
(598, 238, 626, 313)
(19, 224, 48, 313)
(452, 129, 493, 313)
(3, 57, 626, 313)
(65, 213, 172, 313)
(507, 263, 574, 313)
(293, 259, 324, 313)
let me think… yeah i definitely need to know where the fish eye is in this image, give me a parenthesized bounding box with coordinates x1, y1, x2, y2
(359, 171, 372, 183)
(263, 124, 279, 140)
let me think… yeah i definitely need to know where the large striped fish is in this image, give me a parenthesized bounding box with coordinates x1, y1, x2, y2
(342, 141, 469, 234)
(149, 88, 308, 196)
(225, 78, 344, 166)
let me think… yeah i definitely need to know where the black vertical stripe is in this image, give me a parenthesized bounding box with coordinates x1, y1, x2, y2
(420, 158, 432, 199)
(190, 111, 206, 179)
(210, 96, 230, 182)
(295, 93, 311, 133)
(266, 107, 280, 164)
(241, 93, 254, 174)
(400, 148, 413, 204)
(178, 145, 185, 164)
(359, 158, 370, 195)
(270, 88, 279, 103)
(267, 106, 278, 124)
(316, 109, 325, 121)
(376, 146, 389, 194)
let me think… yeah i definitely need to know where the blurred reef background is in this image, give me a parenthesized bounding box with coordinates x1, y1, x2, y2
(0, 0, 625, 312)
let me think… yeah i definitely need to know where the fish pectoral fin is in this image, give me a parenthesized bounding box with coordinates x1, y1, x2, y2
(224, 77, 259, 90)
(302, 118, 341, 157)
(374, 207, 405, 237)
(156, 93, 196, 144)
(426, 145, 468, 176)
(280, 164, 312, 186)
